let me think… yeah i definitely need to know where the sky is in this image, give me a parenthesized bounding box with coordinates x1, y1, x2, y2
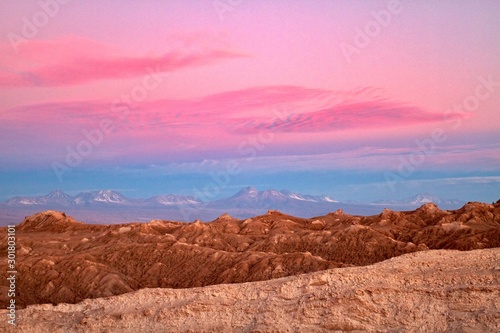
(0, 0, 499, 203)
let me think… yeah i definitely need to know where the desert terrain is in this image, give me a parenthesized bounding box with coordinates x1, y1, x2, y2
(1, 200, 499, 332)
(3, 248, 499, 332)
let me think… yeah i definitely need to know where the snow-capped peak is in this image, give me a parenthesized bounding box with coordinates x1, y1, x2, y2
(147, 194, 201, 206)
(322, 196, 338, 203)
(72, 190, 129, 205)
(409, 193, 441, 205)
(246, 187, 258, 196)
(93, 190, 126, 203)
(289, 193, 307, 201)
(47, 189, 70, 198)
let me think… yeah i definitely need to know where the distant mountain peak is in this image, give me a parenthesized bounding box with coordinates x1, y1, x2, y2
(374, 193, 464, 209)
(92, 190, 127, 203)
(238, 186, 259, 197)
(409, 193, 441, 204)
(146, 194, 201, 206)
(207, 187, 341, 215)
(47, 189, 70, 197)
(322, 196, 338, 203)
(72, 190, 130, 205)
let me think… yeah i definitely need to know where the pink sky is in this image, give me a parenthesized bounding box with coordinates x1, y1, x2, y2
(0, 0, 499, 201)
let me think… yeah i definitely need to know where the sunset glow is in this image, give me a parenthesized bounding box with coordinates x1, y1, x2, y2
(1, 0, 499, 203)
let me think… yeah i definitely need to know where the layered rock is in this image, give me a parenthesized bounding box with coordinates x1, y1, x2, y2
(2, 248, 499, 332)
(0, 200, 499, 309)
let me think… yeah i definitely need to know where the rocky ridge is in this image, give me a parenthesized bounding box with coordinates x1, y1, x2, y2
(0, 201, 499, 309)
(2, 248, 499, 332)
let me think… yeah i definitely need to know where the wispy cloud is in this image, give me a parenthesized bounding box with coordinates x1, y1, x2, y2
(0, 35, 247, 87)
(2, 84, 446, 130)
(0, 84, 478, 167)
(231, 100, 442, 133)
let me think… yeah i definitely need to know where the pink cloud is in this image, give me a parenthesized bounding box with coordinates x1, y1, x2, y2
(0, 36, 247, 87)
(231, 101, 443, 134)
(1, 85, 449, 137)
(196, 86, 445, 133)
(0, 85, 463, 166)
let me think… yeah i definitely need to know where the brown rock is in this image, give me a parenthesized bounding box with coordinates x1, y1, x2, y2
(0, 201, 499, 309)
(3, 248, 499, 332)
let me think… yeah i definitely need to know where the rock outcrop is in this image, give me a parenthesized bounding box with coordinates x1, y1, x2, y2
(0, 200, 499, 309)
(2, 248, 499, 332)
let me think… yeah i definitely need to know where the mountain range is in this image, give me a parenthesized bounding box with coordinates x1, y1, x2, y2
(1, 187, 466, 224)
(373, 193, 464, 206)
(4, 189, 202, 207)
(3, 187, 462, 207)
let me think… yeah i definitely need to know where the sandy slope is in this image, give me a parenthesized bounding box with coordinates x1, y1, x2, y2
(2, 248, 499, 333)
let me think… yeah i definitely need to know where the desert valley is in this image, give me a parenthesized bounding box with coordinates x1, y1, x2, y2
(1, 200, 499, 332)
